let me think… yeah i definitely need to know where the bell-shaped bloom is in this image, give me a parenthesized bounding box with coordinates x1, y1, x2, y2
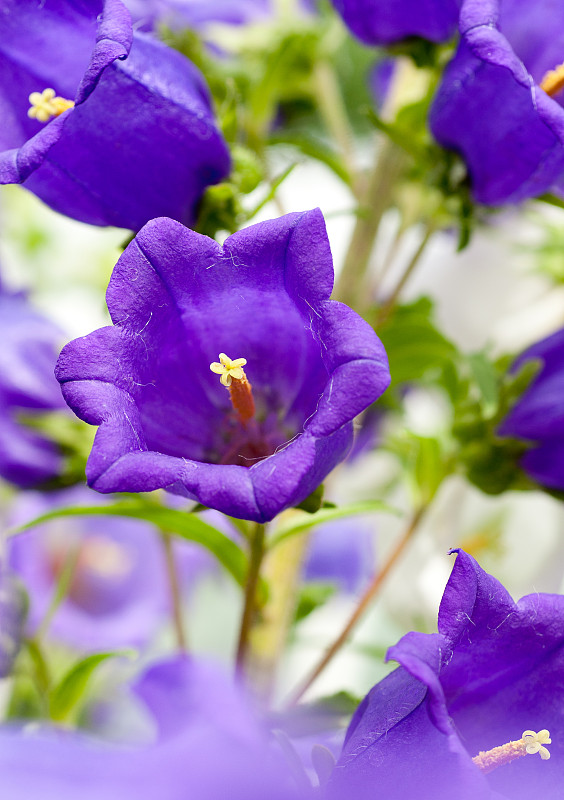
(328, 549, 564, 800)
(0, 656, 302, 800)
(498, 327, 564, 491)
(55, 210, 390, 522)
(330, 0, 461, 46)
(6, 486, 207, 650)
(0, 567, 27, 678)
(0, 281, 65, 488)
(0, 0, 230, 231)
(304, 518, 374, 593)
(431, 0, 564, 205)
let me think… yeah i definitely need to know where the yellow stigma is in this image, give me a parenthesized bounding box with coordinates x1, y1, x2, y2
(28, 88, 75, 123)
(210, 353, 248, 388)
(473, 729, 552, 774)
(540, 62, 564, 97)
(210, 352, 255, 424)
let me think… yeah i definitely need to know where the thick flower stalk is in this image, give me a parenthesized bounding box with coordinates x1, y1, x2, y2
(431, 0, 564, 205)
(0, 0, 230, 231)
(0, 281, 65, 488)
(330, 0, 462, 46)
(327, 549, 564, 800)
(55, 209, 390, 522)
(498, 327, 564, 491)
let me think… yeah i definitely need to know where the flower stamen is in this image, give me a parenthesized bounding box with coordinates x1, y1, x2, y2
(540, 63, 564, 97)
(210, 353, 256, 424)
(28, 88, 75, 123)
(472, 729, 552, 774)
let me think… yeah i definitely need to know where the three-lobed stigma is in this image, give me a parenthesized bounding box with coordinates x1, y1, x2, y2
(210, 353, 255, 424)
(28, 88, 75, 122)
(540, 63, 564, 97)
(472, 729, 552, 774)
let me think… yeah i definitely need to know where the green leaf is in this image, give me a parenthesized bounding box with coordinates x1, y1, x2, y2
(467, 352, 499, 418)
(269, 500, 399, 549)
(8, 500, 249, 590)
(295, 483, 324, 514)
(49, 651, 132, 722)
(377, 297, 458, 386)
(294, 582, 336, 623)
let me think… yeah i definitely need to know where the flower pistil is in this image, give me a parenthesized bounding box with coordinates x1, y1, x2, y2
(28, 88, 75, 122)
(540, 63, 564, 97)
(472, 729, 552, 774)
(210, 353, 256, 424)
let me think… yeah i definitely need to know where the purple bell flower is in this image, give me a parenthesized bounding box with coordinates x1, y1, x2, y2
(328, 549, 564, 800)
(304, 518, 374, 594)
(0, 281, 65, 488)
(6, 485, 207, 650)
(0, 656, 302, 800)
(0, 0, 230, 231)
(431, 0, 564, 205)
(329, 0, 462, 46)
(498, 327, 564, 491)
(55, 210, 390, 522)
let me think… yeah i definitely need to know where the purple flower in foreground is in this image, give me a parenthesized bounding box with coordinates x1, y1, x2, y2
(0, 656, 301, 800)
(7, 486, 202, 649)
(0, 282, 65, 488)
(328, 550, 564, 800)
(0, 0, 230, 231)
(0, 567, 27, 678)
(498, 328, 564, 491)
(431, 0, 564, 205)
(56, 210, 390, 521)
(330, 0, 462, 46)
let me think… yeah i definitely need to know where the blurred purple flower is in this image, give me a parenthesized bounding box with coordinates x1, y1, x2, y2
(304, 518, 374, 594)
(0, 0, 230, 231)
(330, 0, 462, 46)
(498, 327, 564, 491)
(56, 210, 390, 522)
(0, 656, 303, 800)
(7, 486, 207, 650)
(0, 567, 27, 678)
(328, 549, 564, 800)
(0, 281, 65, 488)
(124, 0, 270, 32)
(431, 0, 564, 205)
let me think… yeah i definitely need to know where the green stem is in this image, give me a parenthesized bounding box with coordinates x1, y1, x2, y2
(376, 221, 436, 325)
(161, 532, 188, 653)
(285, 505, 427, 707)
(235, 522, 267, 674)
(241, 527, 310, 702)
(313, 60, 360, 198)
(333, 137, 405, 307)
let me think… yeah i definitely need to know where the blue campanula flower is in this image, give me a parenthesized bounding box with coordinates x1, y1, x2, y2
(6, 486, 208, 650)
(0, 0, 230, 231)
(330, 0, 462, 46)
(327, 550, 564, 800)
(431, 0, 564, 205)
(55, 210, 390, 522)
(0, 656, 303, 800)
(498, 327, 564, 491)
(0, 281, 65, 488)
